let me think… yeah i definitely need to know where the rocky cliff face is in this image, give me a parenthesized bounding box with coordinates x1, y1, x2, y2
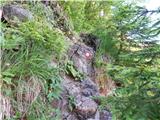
(57, 42, 112, 120)
(1, 2, 113, 120)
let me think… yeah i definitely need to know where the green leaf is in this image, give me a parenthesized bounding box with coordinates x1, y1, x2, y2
(2, 71, 15, 77)
(3, 77, 12, 84)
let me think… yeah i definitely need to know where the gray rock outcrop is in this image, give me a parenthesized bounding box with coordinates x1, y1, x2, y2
(59, 41, 112, 120)
(3, 4, 33, 23)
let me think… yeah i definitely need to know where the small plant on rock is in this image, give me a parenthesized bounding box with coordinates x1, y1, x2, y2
(65, 61, 84, 81)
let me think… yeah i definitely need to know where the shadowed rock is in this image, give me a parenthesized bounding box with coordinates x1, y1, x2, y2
(100, 110, 112, 120)
(80, 33, 100, 51)
(81, 79, 99, 97)
(3, 5, 33, 23)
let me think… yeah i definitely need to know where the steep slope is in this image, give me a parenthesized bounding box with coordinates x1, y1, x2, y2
(1, 1, 113, 120)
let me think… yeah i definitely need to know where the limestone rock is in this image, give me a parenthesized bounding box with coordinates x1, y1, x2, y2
(66, 114, 79, 120)
(100, 110, 112, 120)
(81, 79, 99, 97)
(62, 75, 81, 96)
(60, 42, 112, 120)
(62, 110, 78, 120)
(75, 96, 98, 120)
(3, 5, 33, 23)
(69, 44, 95, 78)
(87, 110, 100, 120)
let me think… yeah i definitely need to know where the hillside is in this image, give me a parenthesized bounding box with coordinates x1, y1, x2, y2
(0, 1, 160, 120)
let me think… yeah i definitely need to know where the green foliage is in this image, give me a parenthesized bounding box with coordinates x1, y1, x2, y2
(106, 47, 160, 119)
(26, 97, 61, 120)
(1, 2, 67, 118)
(18, 21, 66, 58)
(27, 2, 55, 27)
(47, 70, 62, 101)
(0, 0, 9, 6)
(105, 9, 160, 119)
(60, 1, 160, 119)
(59, 1, 89, 33)
(67, 95, 76, 112)
(1, 71, 15, 85)
(60, 1, 120, 60)
(65, 61, 84, 81)
(1, 1, 160, 119)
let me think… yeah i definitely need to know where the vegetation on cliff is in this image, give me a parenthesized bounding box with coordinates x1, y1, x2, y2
(1, 0, 160, 120)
